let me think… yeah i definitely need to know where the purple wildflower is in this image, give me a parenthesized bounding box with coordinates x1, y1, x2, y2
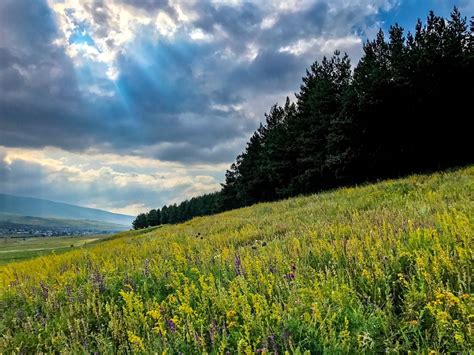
(209, 319, 217, 344)
(39, 281, 49, 299)
(268, 334, 278, 354)
(92, 270, 106, 293)
(143, 258, 150, 277)
(235, 254, 243, 276)
(167, 318, 176, 333)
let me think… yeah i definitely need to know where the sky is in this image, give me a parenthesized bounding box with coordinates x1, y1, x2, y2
(0, 0, 472, 215)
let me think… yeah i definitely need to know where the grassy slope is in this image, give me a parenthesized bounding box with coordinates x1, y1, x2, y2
(0, 168, 472, 353)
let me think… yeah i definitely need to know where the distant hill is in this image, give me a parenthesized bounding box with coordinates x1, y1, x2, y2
(0, 213, 128, 232)
(0, 194, 133, 226)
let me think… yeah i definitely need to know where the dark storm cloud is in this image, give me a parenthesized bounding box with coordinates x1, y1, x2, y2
(148, 138, 248, 164)
(255, 2, 362, 47)
(0, 0, 102, 150)
(114, 37, 210, 115)
(0, 157, 49, 198)
(191, 2, 263, 53)
(0, 0, 402, 164)
(194, 1, 328, 49)
(225, 49, 306, 94)
(0, 0, 255, 163)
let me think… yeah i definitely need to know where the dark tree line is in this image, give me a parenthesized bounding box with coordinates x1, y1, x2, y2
(132, 192, 221, 229)
(133, 8, 473, 229)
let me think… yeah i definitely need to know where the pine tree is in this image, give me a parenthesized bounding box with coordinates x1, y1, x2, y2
(132, 213, 148, 230)
(290, 51, 353, 193)
(160, 205, 169, 225)
(146, 209, 160, 226)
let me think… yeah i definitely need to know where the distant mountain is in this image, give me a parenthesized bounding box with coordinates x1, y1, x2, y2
(0, 194, 134, 226)
(0, 213, 128, 232)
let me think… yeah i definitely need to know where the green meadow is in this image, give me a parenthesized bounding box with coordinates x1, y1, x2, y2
(0, 167, 472, 353)
(0, 235, 116, 265)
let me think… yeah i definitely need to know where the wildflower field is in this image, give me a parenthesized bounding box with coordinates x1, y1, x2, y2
(0, 167, 473, 353)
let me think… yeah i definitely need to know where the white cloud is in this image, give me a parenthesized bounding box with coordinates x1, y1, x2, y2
(84, 84, 115, 97)
(47, 0, 394, 81)
(279, 35, 362, 56)
(155, 11, 178, 37)
(276, 0, 313, 13)
(190, 28, 213, 41)
(244, 42, 259, 61)
(211, 103, 243, 112)
(0, 146, 222, 215)
(48, 0, 184, 80)
(260, 14, 278, 29)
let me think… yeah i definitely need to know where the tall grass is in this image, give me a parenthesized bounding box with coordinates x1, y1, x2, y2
(1, 167, 473, 353)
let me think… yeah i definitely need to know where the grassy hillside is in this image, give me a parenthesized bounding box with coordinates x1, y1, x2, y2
(0, 167, 472, 353)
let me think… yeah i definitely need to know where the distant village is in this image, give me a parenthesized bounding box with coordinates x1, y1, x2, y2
(0, 226, 114, 237)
